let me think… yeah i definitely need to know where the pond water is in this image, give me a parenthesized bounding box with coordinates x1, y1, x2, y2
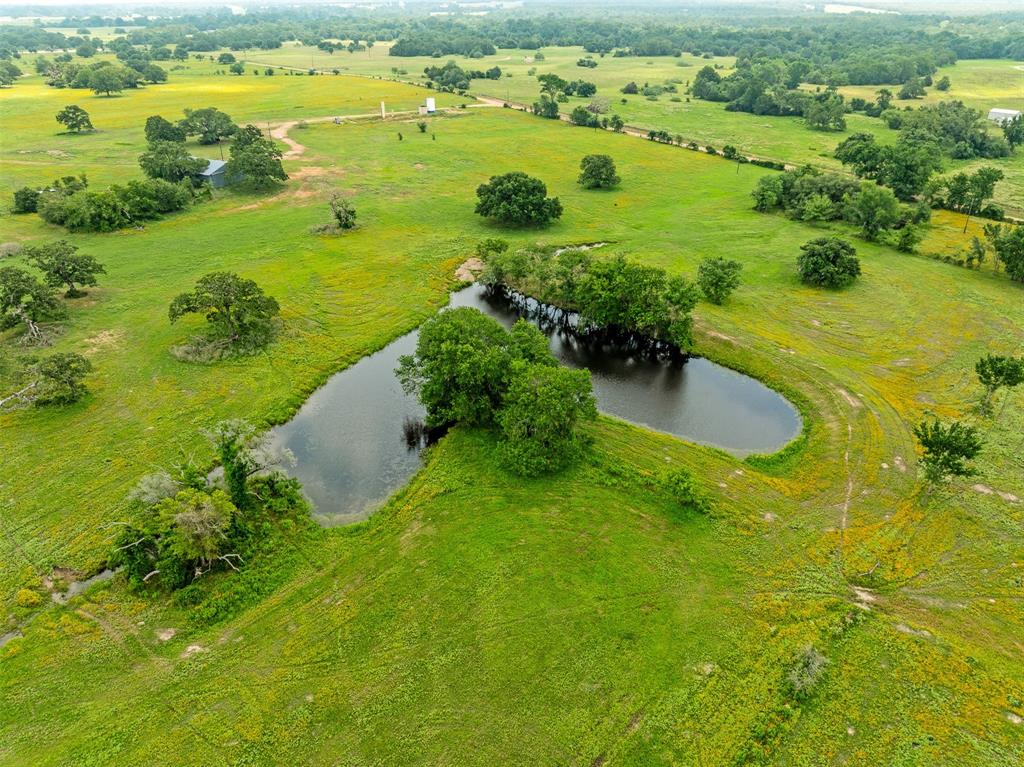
(269, 283, 801, 525)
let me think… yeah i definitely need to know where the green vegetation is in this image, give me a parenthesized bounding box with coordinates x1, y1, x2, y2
(577, 153, 620, 189)
(168, 271, 280, 356)
(24, 239, 105, 297)
(475, 171, 563, 227)
(697, 256, 743, 304)
(1, 18, 1023, 763)
(54, 104, 93, 133)
(913, 419, 984, 491)
(398, 307, 596, 476)
(797, 236, 861, 288)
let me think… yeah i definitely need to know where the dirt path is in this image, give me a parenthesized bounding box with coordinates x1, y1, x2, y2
(265, 104, 496, 159)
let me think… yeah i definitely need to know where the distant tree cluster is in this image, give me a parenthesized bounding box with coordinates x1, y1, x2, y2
(751, 166, 928, 248)
(398, 308, 596, 476)
(879, 101, 1011, 161)
(40, 58, 167, 95)
(423, 60, 500, 92)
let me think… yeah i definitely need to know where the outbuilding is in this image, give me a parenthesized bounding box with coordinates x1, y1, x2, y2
(987, 108, 1021, 125)
(199, 158, 228, 188)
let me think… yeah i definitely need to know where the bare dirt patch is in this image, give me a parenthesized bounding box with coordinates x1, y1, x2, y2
(181, 644, 206, 659)
(455, 257, 484, 282)
(156, 628, 177, 642)
(852, 586, 877, 611)
(836, 387, 861, 408)
(82, 329, 125, 356)
(289, 165, 329, 180)
(894, 623, 932, 638)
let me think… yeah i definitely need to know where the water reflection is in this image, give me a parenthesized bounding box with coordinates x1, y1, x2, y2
(270, 284, 801, 525)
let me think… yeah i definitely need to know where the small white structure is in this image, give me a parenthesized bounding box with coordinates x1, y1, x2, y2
(425, 97, 437, 114)
(380, 101, 386, 119)
(988, 108, 1021, 125)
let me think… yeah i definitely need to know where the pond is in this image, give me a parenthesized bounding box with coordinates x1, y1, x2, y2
(269, 283, 801, 525)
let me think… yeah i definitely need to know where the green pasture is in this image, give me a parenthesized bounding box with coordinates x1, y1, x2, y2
(1, 74, 1023, 764)
(241, 44, 1024, 213)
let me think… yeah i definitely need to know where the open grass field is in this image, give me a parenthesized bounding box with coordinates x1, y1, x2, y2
(2, 64, 1024, 765)
(243, 42, 894, 171)
(242, 43, 1024, 215)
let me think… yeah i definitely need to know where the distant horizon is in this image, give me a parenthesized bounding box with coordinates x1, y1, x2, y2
(2, 0, 1024, 13)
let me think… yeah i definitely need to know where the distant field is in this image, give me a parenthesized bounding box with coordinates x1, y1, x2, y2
(1, 56, 456, 196)
(244, 42, 893, 171)
(241, 43, 1024, 214)
(835, 58, 1024, 213)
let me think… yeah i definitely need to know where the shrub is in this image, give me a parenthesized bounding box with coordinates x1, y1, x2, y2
(787, 645, 829, 700)
(697, 257, 743, 304)
(577, 154, 620, 189)
(13, 187, 41, 213)
(663, 467, 710, 512)
(797, 237, 860, 288)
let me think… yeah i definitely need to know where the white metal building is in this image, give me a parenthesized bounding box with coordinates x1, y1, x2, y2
(987, 108, 1021, 125)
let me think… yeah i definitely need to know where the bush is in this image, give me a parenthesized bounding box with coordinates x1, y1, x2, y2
(787, 645, 829, 700)
(12, 187, 40, 214)
(15, 588, 43, 608)
(663, 468, 710, 512)
(697, 257, 743, 304)
(577, 154, 620, 189)
(797, 237, 860, 288)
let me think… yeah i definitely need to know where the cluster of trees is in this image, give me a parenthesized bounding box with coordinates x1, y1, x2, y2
(142, 111, 285, 189)
(11, 171, 194, 233)
(111, 420, 306, 589)
(926, 167, 1004, 220)
(972, 224, 1024, 283)
(422, 60, 500, 92)
(480, 244, 701, 353)
(835, 127, 1008, 217)
(0, 241, 103, 407)
(397, 308, 596, 476)
(41, 58, 166, 95)
(882, 100, 1011, 160)
(6, 9, 1024, 66)
(537, 72, 597, 99)
(390, 32, 496, 58)
(833, 132, 942, 201)
(0, 58, 21, 86)
(12, 106, 282, 230)
(35, 175, 194, 233)
(752, 167, 928, 250)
